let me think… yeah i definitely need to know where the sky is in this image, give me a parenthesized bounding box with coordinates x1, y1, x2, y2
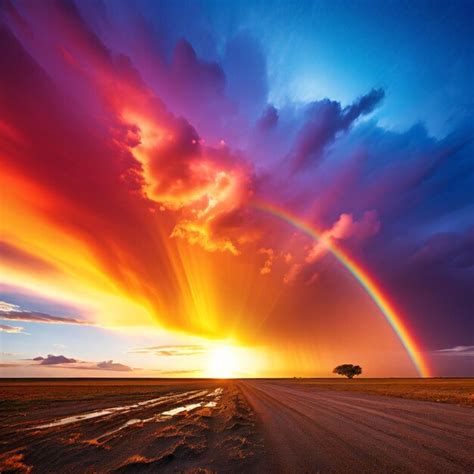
(0, 0, 473, 378)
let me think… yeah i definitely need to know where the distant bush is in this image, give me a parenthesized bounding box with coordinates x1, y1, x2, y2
(333, 364, 362, 379)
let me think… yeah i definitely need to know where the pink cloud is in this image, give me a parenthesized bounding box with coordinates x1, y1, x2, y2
(0, 324, 24, 334)
(306, 210, 380, 264)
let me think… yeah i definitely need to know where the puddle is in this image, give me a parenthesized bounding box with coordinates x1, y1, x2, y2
(161, 403, 202, 416)
(93, 399, 216, 441)
(207, 388, 224, 397)
(30, 390, 203, 430)
(81, 388, 223, 442)
(160, 388, 222, 416)
(32, 410, 118, 429)
(96, 418, 143, 441)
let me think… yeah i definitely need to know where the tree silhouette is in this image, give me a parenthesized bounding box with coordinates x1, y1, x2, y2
(333, 364, 362, 379)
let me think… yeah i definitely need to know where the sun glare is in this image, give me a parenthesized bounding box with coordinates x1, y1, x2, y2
(208, 345, 239, 378)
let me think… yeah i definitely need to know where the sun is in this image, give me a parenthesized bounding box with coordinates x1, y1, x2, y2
(207, 344, 239, 378)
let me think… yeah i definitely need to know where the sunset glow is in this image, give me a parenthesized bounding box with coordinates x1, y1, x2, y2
(207, 345, 239, 379)
(252, 200, 431, 378)
(0, 0, 472, 379)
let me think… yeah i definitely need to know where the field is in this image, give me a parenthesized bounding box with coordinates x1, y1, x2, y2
(0, 378, 472, 473)
(286, 377, 474, 406)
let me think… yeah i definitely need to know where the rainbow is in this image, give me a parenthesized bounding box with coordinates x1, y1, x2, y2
(252, 199, 431, 378)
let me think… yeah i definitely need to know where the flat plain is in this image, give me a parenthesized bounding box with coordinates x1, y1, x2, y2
(0, 378, 472, 473)
(282, 377, 474, 406)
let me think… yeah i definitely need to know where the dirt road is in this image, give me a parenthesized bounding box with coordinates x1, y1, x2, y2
(239, 380, 474, 473)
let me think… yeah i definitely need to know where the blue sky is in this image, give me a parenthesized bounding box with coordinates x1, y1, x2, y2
(166, 0, 473, 136)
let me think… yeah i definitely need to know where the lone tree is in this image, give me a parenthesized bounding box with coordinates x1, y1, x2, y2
(333, 364, 362, 379)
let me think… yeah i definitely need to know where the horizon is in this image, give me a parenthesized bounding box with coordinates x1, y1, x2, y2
(2, 376, 472, 380)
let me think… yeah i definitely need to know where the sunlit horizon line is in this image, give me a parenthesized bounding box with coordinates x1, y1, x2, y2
(251, 199, 431, 378)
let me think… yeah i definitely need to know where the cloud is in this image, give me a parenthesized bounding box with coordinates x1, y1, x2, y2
(306, 210, 381, 264)
(35, 354, 77, 365)
(283, 263, 303, 285)
(0, 0, 472, 370)
(409, 231, 474, 269)
(288, 89, 384, 172)
(434, 346, 474, 357)
(0, 324, 25, 334)
(30, 354, 134, 371)
(95, 360, 133, 371)
(258, 248, 275, 275)
(129, 344, 207, 357)
(169, 39, 225, 107)
(0, 302, 19, 312)
(152, 369, 200, 375)
(0, 4, 202, 334)
(0, 302, 90, 326)
(257, 105, 279, 130)
(342, 88, 385, 125)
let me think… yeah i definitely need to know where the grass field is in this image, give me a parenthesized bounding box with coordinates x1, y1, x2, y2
(289, 377, 474, 406)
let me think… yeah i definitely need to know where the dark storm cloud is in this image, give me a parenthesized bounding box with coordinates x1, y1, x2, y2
(314, 120, 474, 358)
(409, 231, 474, 270)
(257, 105, 279, 130)
(342, 88, 385, 126)
(289, 88, 384, 172)
(171, 39, 225, 101)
